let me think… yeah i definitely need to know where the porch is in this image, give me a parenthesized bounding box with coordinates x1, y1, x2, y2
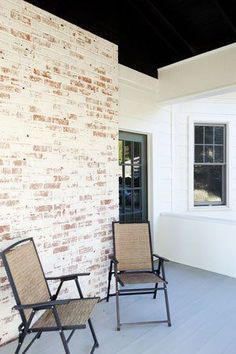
(1, 262, 236, 354)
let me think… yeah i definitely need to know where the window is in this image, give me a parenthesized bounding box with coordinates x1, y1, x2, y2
(194, 124, 226, 206)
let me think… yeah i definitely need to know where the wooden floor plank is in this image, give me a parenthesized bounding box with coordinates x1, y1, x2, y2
(1, 262, 236, 354)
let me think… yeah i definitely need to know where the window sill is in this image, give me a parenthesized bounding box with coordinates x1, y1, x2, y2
(188, 205, 231, 212)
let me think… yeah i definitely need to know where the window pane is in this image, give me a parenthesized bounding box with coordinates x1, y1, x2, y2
(195, 126, 204, 144)
(195, 145, 204, 163)
(134, 166, 141, 187)
(215, 126, 224, 145)
(134, 142, 141, 164)
(215, 145, 224, 163)
(205, 145, 214, 163)
(194, 165, 224, 205)
(124, 141, 132, 163)
(125, 165, 132, 187)
(205, 126, 213, 144)
(119, 140, 123, 164)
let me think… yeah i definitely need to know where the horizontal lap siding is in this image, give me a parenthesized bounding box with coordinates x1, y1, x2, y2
(0, 0, 118, 344)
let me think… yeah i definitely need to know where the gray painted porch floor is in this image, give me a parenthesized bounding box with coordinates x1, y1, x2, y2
(1, 262, 236, 354)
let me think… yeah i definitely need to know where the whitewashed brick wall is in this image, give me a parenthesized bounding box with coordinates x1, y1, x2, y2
(0, 0, 119, 344)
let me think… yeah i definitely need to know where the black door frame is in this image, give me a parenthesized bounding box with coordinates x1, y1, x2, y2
(119, 131, 148, 222)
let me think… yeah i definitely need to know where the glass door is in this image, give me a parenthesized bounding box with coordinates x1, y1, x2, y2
(119, 131, 147, 222)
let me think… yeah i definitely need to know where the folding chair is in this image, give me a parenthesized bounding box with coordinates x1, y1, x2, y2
(106, 221, 171, 330)
(0, 238, 99, 354)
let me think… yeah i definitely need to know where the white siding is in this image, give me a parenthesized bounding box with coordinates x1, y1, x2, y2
(118, 64, 172, 243)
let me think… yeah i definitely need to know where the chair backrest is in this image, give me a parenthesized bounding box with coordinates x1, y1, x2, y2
(1, 238, 50, 322)
(112, 222, 153, 271)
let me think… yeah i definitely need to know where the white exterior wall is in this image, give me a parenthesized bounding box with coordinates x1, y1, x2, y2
(157, 43, 236, 103)
(118, 65, 172, 245)
(118, 64, 236, 276)
(172, 94, 236, 218)
(158, 93, 236, 277)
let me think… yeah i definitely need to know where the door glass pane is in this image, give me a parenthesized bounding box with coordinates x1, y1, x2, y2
(119, 190, 124, 213)
(134, 142, 141, 164)
(124, 213, 133, 223)
(125, 165, 132, 187)
(134, 212, 142, 222)
(133, 166, 141, 187)
(119, 165, 123, 187)
(134, 190, 142, 210)
(124, 141, 132, 163)
(125, 189, 132, 211)
(119, 140, 123, 164)
(119, 132, 147, 222)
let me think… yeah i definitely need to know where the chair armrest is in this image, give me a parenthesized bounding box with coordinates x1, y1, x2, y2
(13, 299, 70, 311)
(153, 254, 169, 262)
(46, 272, 90, 281)
(108, 254, 119, 264)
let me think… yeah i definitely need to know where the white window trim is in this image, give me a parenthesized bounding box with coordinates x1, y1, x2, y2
(188, 114, 231, 211)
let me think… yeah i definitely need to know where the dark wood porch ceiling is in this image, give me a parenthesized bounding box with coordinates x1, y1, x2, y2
(26, 0, 236, 78)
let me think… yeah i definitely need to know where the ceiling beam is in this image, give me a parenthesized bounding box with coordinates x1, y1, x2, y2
(145, 0, 195, 55)
(212, 0, 236, 37)
(127, 0, 183, 58)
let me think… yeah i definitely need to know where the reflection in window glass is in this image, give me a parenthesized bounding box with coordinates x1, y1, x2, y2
(194, 165, 224, 204)
(215, 145, 224, 163)
(119, 165, 123, 187)
(125, 189, 132, 210)
(195, 145, 204, 163)
(134, 166, 141, 187)
(215, 127, 224, 144)
(195, 126, 204, 144)
(134, 142, 141, 164)
(134, 190, 142, 210)
(119, 140, 123, 165)
(205, 145, 214, 163)
(125, 165, 132, 187)
(205, 126, 213, 144)
(119, 190, 123, 212)
(124, 141, 132, 163)
(194, 124, 226, 206)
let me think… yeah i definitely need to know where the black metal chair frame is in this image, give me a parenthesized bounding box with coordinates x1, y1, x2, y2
(106, 221, 172, 330)
(0, 238, 99, 354)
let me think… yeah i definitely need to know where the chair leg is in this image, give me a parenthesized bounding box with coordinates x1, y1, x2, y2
(58, 330, 70, 354)
(88, 318, 99, 353)
(115, 277, 121, 331)
(153, 283, 158, 299)
(106, 260, 113, 302)
(52, 307, 71, 354)
(15, 333, 25, 354)
(163, 284, 171, 327)
(15, 312, 36, 354)
(22, 332, 41, 354)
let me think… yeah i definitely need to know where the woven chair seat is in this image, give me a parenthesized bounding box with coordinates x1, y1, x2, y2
(117, 272, 165, 285)
(32, 298, 98, 331)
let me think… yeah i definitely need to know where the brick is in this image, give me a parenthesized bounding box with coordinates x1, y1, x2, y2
(0, 0, 118, 345)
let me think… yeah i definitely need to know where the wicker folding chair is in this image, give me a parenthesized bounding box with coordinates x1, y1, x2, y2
(0, 238, 99, 354)
(106, 221, 171, 330)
